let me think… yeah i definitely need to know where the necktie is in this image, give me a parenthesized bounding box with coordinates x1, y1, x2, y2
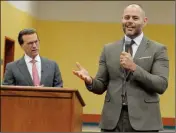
(30, 59, 40, 86)
(128, 40, 135, 57)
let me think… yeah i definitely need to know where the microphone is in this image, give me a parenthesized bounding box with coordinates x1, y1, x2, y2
(124, 41, 133, 81)
(121, 41, 132, 104)
(125, 41, 131, 53)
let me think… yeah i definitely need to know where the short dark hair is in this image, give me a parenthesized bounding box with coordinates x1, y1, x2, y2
(18, 28, 38, 45)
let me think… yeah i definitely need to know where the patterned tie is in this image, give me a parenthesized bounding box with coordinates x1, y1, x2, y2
(31, 59, 40, 86)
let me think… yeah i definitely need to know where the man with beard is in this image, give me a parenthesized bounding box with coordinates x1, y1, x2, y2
(73, 4, 169, 132)
(3, 28, 63, 87)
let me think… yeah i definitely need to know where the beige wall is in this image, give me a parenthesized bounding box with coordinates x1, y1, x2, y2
(37, 1, 175, 24)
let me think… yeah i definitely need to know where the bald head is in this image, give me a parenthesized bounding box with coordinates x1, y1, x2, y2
(124, 4, 146, 18)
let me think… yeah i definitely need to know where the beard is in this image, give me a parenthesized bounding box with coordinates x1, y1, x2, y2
(122, 24, 142, 39)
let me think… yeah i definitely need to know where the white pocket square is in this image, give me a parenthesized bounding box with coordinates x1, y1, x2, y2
(138, 56, 152, 59)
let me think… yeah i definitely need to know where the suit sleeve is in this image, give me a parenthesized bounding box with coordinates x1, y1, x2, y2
(132, 45, 169, 94)
(86, 46, 109, 94)
(2, 63, 15, 85)
(52, 62, 63, 87)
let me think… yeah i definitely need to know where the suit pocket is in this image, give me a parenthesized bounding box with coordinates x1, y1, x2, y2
(144, 93, 160, 103)
(136, 57, 153, 72)
(105, 92, 111, 102)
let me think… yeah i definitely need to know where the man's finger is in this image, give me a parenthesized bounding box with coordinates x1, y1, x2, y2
(121, 51, 128, 55)
(72, 70, 78, 75)
(73, 70, 82, 77)
(121, 52, 131, 57)
(73, 70, 84, 79)
(80, 74, 86, 81)
(76, 62, 83, 70)
(120, 54, 123, 59)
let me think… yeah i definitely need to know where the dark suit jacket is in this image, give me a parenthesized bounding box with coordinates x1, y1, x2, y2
(87, 37, 169, 131)
(2, 56, 63, 87)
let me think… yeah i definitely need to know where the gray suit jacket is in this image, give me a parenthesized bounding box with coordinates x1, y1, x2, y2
(87, 37, 169, 131)
(2, 56, 63, 87)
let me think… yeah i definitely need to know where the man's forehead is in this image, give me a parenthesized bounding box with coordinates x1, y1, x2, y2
(123, 10, 141, 17)
(23, 33, 37, 39)
(123, 5, 145, 17)
(124, 7, 141, 13)
(23, 34, 38, 42)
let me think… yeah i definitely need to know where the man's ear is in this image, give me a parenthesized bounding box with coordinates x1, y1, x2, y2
(20, 44, 25, 50)
(143, 17, 148, 27)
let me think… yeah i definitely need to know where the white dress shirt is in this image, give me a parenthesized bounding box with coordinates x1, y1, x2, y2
(123, 32, 144, 58)
(24, 54, 41, 81)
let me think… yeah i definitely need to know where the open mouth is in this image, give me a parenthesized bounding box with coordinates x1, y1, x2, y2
(126, 26, 134, 31)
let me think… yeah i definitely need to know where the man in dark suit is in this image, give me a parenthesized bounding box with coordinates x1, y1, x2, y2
(3, 28, 63, 87)
(73, 4, 169, 132)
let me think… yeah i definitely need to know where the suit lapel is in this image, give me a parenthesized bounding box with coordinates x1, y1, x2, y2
(40, 57, 49, 85)
(17, 57, 33, 85)
(133, 36, 149, 63)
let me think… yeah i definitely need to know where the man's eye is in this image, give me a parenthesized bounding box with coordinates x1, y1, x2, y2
(133, 17, 139, 20)
(125, 16, 130, 20)
(27, 42, 33, 45)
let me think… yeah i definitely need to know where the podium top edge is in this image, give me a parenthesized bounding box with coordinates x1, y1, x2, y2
(0, 85, 76, 91)
(0, 85, 86, 106)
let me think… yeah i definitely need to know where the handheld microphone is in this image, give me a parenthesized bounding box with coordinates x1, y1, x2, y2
(121, 40, 134, 105)
(124, 41, 132, 81)
(125, 41, 131, 53)
(121, 41, 132, 103)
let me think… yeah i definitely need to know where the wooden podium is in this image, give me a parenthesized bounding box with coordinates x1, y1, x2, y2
(0, 85, 85, 132)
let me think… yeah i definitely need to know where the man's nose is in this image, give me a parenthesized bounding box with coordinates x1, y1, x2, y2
(127, 17, 134, 23)
(32, 42, 37, 48)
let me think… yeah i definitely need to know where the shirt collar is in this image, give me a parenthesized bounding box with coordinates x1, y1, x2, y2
(124, 32, 144, 45)
(24, 54, 41, 63)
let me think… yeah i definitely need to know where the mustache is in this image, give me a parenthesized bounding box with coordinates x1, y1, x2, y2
(123, 22, 135, 27)
(126, 25, 135, 28)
